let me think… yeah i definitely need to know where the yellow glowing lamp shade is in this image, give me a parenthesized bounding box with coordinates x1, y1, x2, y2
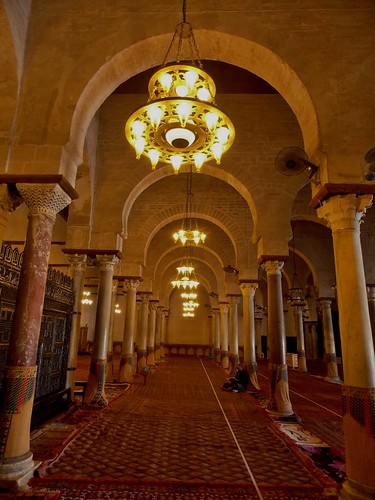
(125, 64, 235, 173)
(216, 127, 230, 144)
(148, 149, 160, 169)
(176, 85, 189, 97)
(194, 152, 206, 172)
(147, 105, 164, 129)
(197, 87, 210, 101)
(205, 112, 219, 132)
(211, 143, 223, 164)
(170, 155, 183, 173)
(131, 120, 146, 137)
(159, 72, 173, 92)
(176, 102, 192, 127)
(134, 137, 146, 158)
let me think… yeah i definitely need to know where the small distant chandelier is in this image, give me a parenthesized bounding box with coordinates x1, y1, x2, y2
(183, 312, 195, 318)
(171, 252, 200, 290)
(173, 166, 206, 245)
(288, 229, 307, 307)
(81, 291, 93, 305)
(183, 300, 199, 309)
(125, 0, 235, 174)
(114, 304, 122, 314)
(181, 292, 197, 300)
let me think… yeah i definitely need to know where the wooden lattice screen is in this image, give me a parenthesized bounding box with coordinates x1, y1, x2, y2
(0, 243, 74, 404)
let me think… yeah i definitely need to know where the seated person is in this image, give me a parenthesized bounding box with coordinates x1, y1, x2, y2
(222, 363, 250, 392)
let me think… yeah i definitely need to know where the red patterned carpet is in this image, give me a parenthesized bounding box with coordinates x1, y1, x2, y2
(2, 356, 344, 499)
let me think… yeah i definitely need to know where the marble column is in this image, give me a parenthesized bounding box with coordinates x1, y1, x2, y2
(228, 295, 240, 375)
(106, 280, 119, 383)
(0, 182, 71, 488)
(83, 254, 118, 406)
(65, 254, 87, 392)
(240, 282, 260, 389)
(255, 308, 264, 358)
(261, 260, 293, 417)
(292, 304, 308, 372)
(154, 306, 163, 363)
(137, 293, 150, 372)
(219, 303, 229, 369)
(318, 298, 341, 383)
(366, 284, 375, 351)
(119, 278, 140, 383)
(147, 300, 158, 366)
(161, 309, 169, 357)
(0, 185, 22, 244)
(208, 314, 214, 358)
(135, 299, 142, 350)
(212, 308, 221, 363)
(318, 194, 375, 499)
(160, 309, 167, 359)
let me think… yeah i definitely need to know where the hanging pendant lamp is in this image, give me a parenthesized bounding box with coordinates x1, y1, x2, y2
(125, 1, 235, 174)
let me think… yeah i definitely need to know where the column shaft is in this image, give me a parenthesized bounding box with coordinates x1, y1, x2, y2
(294, 305, 308, 373)
(219, 303, 229, 369)
(84, 255, 118, 405)
(119, 279, 140, 383)
(318, 194, 375, 498)
(241, 282, 260, 389)
(319, 298, 341, 382)
(147, 301, 157, 365)
(0, 182, 71, 487)
(262, 260, 293, 417)
(66, 254, 87, 391)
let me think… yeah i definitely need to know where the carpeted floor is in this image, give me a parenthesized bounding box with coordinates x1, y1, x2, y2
(2, 356, 345, 499)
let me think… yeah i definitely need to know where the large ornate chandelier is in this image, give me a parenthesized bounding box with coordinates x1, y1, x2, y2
(125, 2, 235, 174)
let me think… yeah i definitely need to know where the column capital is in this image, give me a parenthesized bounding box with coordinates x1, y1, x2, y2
(138, 292, 151, 303)
(240, 282, 258, 297)
(318, 297, 333, 307)
(317, 193, 373, 232)
(66, 253, 87, 270)
(123, 278, 141, 290)
(261, 260, 284, 275)
(96, 254, 119, 271)
(17, 183, 72, 217)
(149, 300, 159, 311)
(227, 294, 241, 305)
(366, 285, 375, 300)
(219, 302, 229, 312)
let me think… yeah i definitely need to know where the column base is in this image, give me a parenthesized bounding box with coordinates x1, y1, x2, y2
(0, 452, 40, 490)
(340, 478, 375, 499)
(325, 375, 342, 384)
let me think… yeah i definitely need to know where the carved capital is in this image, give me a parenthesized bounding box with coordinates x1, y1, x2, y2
(123, 278, 141, 290)
(96, 254, 119, 271)
(261, 260, 284, 275)
(318, 297, 332, 308)
(240, 282, 258, 298)
(17, 183, 71, 217)
(149, 300, 158, 311)
(138, 292, 151, 304)
(219, 302, 229, 313)
(317, 193, 373, 233)
(66, 253, 87, 271)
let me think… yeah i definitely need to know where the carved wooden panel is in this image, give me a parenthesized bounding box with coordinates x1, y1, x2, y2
(0, 244, 74, 402)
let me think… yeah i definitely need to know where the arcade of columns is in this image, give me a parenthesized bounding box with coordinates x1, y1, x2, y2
(1, 3, 375, 499)
(1, 181, 375, 499)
